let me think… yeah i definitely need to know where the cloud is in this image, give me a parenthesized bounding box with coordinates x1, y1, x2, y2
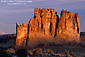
(1, 32, 5, 34)
(0, 32, 13, 35)
(0, 23, 15, 34)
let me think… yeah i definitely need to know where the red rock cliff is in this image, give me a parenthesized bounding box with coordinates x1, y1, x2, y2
(15, 8, 81, 48)
(57, 9, 80, 43)
(27, 8, 59, 47)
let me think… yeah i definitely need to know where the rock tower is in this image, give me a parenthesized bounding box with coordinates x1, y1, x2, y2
(16, 23, 28, 47)
(57, 9, 80, 43)
(16, 8, 81, 48)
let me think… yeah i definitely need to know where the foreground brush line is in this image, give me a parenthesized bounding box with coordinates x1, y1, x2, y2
(0, 47, 85, 57)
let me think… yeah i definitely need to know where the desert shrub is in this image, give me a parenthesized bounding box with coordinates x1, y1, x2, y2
(43, 49, 55, 55)
(27, 50, 33, 55)
(50, 50, 55, 55)
(0, 47, 5, 51)
(65, 50, 76, 57)
(65, 50, 71, 57)
(69, 52, 76, 57)
(32, 48, 42, 55)
(6, 48, 15, 54)
(15, 49, 28, 57)
(0, 48, 12, 57)
(36, 48, 42, 55)
(47, 49, 50, 54)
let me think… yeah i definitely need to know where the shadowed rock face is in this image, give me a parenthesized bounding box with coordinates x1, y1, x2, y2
(15, 8, 81, 48)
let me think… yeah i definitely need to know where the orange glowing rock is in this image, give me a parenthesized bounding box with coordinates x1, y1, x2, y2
(57, 9, 80, 43)
(16, 23, 28, 47)
(15, 8, 81, 48)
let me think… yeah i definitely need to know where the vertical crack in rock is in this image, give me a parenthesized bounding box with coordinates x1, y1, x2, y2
(75, 13, 80, 33)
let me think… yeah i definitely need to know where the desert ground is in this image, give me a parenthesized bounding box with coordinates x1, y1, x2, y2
(0, 34, 85, 57)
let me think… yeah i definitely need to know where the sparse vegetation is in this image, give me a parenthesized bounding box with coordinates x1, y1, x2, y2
(65, 49, 76, 57)
(33, 48, 42, 55)
(6, 48, 15, 54)
(0, 47, 12, 57)
(0, 47, 85, 57)
(27, 50, 33, 55)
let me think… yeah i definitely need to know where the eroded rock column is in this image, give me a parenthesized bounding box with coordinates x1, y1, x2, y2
(16, 23, 28, 48)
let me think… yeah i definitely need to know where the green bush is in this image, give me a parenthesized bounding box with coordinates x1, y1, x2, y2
(16, 49, 28, 57)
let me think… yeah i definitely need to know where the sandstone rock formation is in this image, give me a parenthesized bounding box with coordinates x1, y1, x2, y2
(27, 8, 59, 47)
(15, 8, 81, 48)
(57, 9, 80, 43)
(16, 23, 28, 47)
(29, 8, 58, 36)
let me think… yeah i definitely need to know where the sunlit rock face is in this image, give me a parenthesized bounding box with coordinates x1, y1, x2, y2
(16, 23, 28, 47)
(27, 8, 59, 47)
(29, 8, 58, 37)
(57, 9, 80, 43)
(15, 8, 81, 48)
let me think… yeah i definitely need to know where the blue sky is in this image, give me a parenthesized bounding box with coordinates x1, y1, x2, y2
(0, 0, 85, 34)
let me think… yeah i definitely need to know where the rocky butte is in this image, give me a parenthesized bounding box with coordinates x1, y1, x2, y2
(15, 8, 81, 48)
